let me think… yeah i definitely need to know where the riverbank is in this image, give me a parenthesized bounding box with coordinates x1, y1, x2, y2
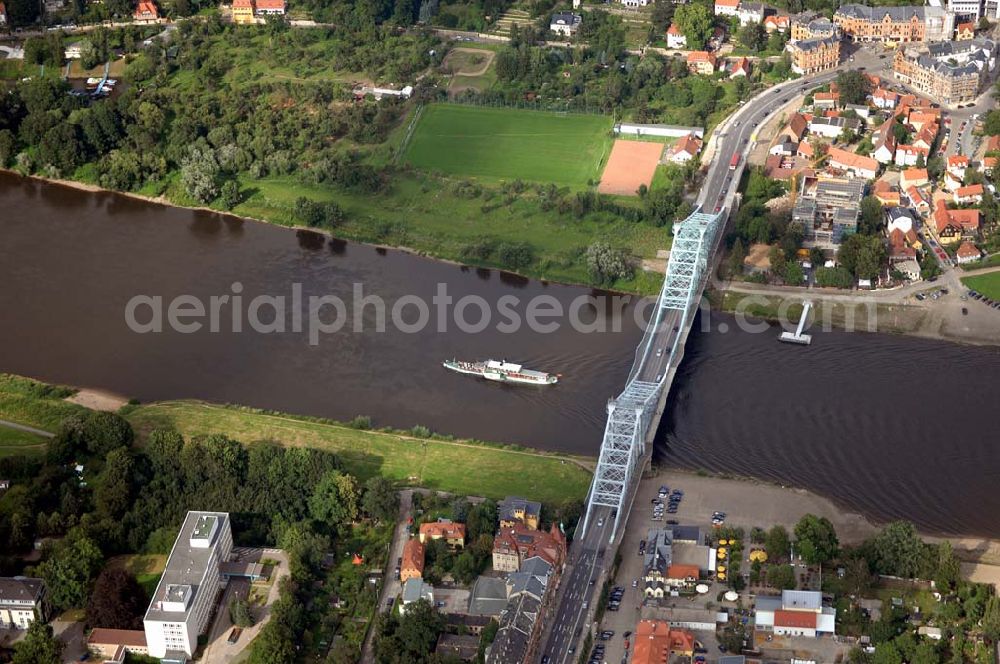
(0, 373, 592, 505)
(642, 467, 1000, 586)
(1, 166, 667, 296)
(710, 288, 1000, 347)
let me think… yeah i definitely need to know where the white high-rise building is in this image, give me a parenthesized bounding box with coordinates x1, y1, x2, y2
(144, 512, 232, 663)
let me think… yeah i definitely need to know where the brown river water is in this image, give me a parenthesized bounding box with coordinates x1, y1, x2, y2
(2, 172, 999, 536)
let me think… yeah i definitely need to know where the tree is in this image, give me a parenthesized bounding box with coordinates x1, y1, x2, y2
(767, 564, 796, 590)
(859, 195, 885, 235)
(793, 514, 838, 565)
(230, 597, 255, 628)
(842, 556, 873, 596)
(82, 411, 134, 457)
(586, 242, 634, 285)
(35, 531, 104, 610)
(765, 525, 791, 561)
(836, 71, 873, 105)
(872, 642, 902, 664)
(181, 144, 220, 204)
(309, 471, 360, 528)
(361, 477, 398, 523)
(737, 22, 766, 52)
(86, 567, 147, 630)
(674, 3, 713, 49)
(12, 620, 63, 664)
(220, 180, 242, 210)
(934, 541, 960, 591)
(95, 448, 134, 518)
(869, 521, 927, 578)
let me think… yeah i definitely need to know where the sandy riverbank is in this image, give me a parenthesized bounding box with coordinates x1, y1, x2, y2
(641, 467, 1000, 585)
(65, 387, 129, 412)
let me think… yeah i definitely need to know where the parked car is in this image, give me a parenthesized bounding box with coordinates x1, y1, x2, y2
(228, 628, 243, 644)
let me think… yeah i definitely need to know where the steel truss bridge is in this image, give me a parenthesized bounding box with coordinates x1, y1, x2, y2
(579, 207, 726, 540)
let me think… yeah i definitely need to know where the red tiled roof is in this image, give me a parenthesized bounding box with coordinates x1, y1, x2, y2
(672, 134, 703, 157)
(420, 522, 466, 541)
(633, 620, 696, 663)
(256, 0, 284, 9)
(667, 23, 682, 35)
(902, 168, 928, 182)
(987, 135, 1000, 153)
(134, 0, 157, 17)
(687, 51, 716, 65)
(232, 0, 253, 7)
(948, 155, 970, 167)
(667, 564, 700, 580)
(715, 0, 739, 7)
(957, 241, 981, 258)
(956, 183, 984, 198)
(401, 537, 425, 574)
(827, 147, 878, 174)
(774, 610, 818, 629)
(934, 200, 980, 232)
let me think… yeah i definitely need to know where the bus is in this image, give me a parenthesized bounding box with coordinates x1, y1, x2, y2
(729, 153, 740, 170)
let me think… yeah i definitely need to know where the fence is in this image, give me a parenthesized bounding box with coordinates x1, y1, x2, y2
(444, 94, 616, 117)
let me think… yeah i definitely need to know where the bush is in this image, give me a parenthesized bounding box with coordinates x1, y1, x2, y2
(815, 266, 854, 289)
(586, 242, 634, 285)
(495, 242, 534, 270)
(293, 197, 345, 230)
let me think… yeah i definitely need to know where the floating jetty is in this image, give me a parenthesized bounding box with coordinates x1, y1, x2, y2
(779, 300, 813, 345)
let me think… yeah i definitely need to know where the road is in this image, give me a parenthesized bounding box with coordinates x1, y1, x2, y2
(537, 66, 849, 664)
(0, 419, 54, 438)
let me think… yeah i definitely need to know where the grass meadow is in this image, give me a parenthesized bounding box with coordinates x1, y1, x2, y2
(962, 271, 1000, 300)
(402, 104, 614, 186)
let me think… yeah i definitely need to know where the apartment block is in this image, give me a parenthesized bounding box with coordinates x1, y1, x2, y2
(144, 512, 233, 663)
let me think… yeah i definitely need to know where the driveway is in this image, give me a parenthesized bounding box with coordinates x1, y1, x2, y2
(360, 489, 412, 664)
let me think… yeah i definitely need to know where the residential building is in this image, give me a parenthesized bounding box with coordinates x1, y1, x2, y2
(549, 12, 582, 36)
(779, 113, 809, 144)
(787, 36, 841, 75)
(792, 176, 866, 247)
(895, 144, 929, 167)
(754, 590, 837, 637)
(956, 240, 982, 263)
(933, 200, 980, 242)
(872, 87, 899, 109)
(770, 137, 798, 156)
(889, 228, 918, 262)
(907, 185, 930, 213)
(834, 4, 953, 43)
(887, 207, 916, 234)
(948, 154, 970, 179)
(955, 183, 985, 204)
(486, 558, 553, 664)
(0, 2, 7, 25)
(666, 23, 688, 49)
(492, 523, 566, 573)
(231, 0, 255, 24)
(807, 116, 860, 139)
(790, 13, 838, 41)
(827, 147, 879, 179)
(468, 577, 510, 616)
(984, 156, 997, 174)
(0, 577, 49, 630)
(894, 258, 922, 280)
(133, 0, 158, 21)
(633, 620, 697, 664)
(419, 520, 466, 549)
(873, 179, 901, 206)
(87, 629, 149, 662)
(498, 496, 542, 530)
(400, 578, 434, 614)
(872, 126, 897, 164)
(715, 0, 740, 17)
(957, 21, 976, 39)
(729, 56, 752, 78)
(764, 15, 790, 32)
(986, 135, 1000, 153)
(435, 633, 480, 662)
(643, 528, 674, 598)
(737, 1, 765, 25)
(686, 51, 717, 75)
(255, 0, 285, 16)
(900, 168, 929, 190)
(813, 91, 840, 109)
(400, 538, 425, 583)
(894, 39, 998, 106)
(666, 133, 704, 164)
(144, 512, 233, 662)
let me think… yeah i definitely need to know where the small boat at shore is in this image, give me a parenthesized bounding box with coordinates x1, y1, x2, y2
(443, 359, 558, 385)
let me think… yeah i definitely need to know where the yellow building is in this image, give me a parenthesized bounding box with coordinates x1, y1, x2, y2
(232, 0, 256, 24)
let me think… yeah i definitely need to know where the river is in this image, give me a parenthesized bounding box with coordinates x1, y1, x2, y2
(2, 172, 1000, 537)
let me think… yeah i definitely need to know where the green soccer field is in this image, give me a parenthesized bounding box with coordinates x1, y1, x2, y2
(402, 104, 614, 186)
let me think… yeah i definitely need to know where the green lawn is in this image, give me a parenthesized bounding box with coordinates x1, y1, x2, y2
(0, 425, 47, 458)
(126, 401, 593, 505)
(0, 374, 86, 431)
(961, 271, 1000, 300)
(402, 104, 614, 186)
